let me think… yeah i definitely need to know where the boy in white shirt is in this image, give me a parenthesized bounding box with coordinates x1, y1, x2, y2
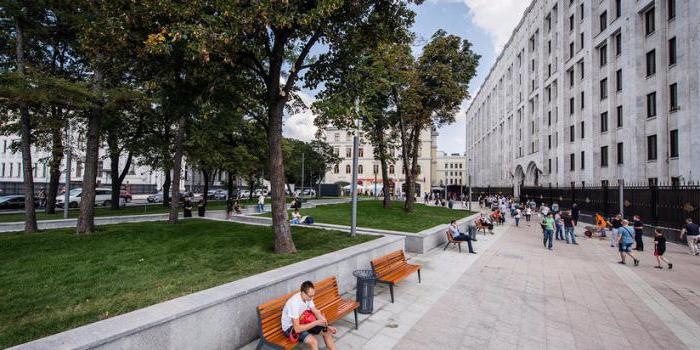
(281, 281, 336, 350)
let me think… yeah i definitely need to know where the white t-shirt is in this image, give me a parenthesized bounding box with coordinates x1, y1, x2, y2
(258, 195, 265, 204)
(281, 292, 315, 331)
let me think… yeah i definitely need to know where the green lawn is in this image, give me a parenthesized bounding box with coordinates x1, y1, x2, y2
(0, 219, 376, 348)
(0, 197, 301, 223)
(265, 200, 473, 233)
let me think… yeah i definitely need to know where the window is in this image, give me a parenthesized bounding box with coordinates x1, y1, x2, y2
(569, 125, 575, 142)
(333, 164, 339, 174)
(548, 40, 551, 54)
(389, 165, 395, 174)
(615, 0, 622, 18)
(645, 7, 655, 35)
(358, 147, 364, 157)
(76, 161, 83, 177)
(616, 105, 623, 127)
(569, 14, 574, 31)
(601, 146, 609, 167)
(568, 69, 574, 87)
(670, 83, 678, 111)
(548, 111, 552, 125)
(646, 50, 656, 76)
(580, 32, 584, 50)
(373, 164, 379, 174)
(2, 140, 5, 153)
(616, 69, 622, 91)
(669, 37, 677, 65)
(600, 78, 608, 100)
(600, 112, 608, 132)
(670, 129, 679, 158)
(599, 45, 607, 66)
(579, 3, 584, 20)
(345, 147, 351, 158)
(668, 0, 676, 20)
(569, 42, 575, 58)
(346, 132, 352, 141)
(334, 133, 339, 142)
(345, 164, 351, 174)
(570, 153, 575, 171)
(617, 142, 624, 164)
(333, 147, 339, 156)
(1, 163, 4, 177)
(647, 134, 658, 160)
(647, 92, 657, 118)
(33, 162, 38, 178)
(580, 121, 585, 139)
(358, 164, 363, 174)
(599, 11, 607, 32)
(579, 60, 584, 79)
(9, 163, 13, 177)
(569, 97, 575, 115)
(548, 134, 552, 149)
(615, 32, 622, 56)
(580, 91, 584, 109)
(580, 151, 585, 170)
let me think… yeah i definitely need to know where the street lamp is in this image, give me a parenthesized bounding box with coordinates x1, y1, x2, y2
(467, 157, 472, 211)
(63, 119, 72, 219)
(350, 98, 361, 237)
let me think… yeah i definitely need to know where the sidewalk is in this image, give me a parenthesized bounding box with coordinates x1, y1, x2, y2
(243, 213, 700, 349)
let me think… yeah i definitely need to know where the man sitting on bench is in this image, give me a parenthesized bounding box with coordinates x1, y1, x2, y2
(281, 281, 337, 350)
(448, 220, 476, 254)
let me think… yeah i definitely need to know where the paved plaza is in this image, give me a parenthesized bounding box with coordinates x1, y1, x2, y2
(243, 210, 700, 350)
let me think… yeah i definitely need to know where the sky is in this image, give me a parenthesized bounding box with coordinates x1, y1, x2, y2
(282, 0, 531, 154)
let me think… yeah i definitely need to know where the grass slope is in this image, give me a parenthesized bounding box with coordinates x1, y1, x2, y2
(0, 219, 375, 348)
(266, 200, 473, 233)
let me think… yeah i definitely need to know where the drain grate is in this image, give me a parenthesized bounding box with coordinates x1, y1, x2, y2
(496, 252, 525, 260)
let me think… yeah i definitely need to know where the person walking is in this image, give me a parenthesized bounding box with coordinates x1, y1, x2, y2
(257, 193, 266, 213)
(554, 212, 564, 240)
(609, 214, 622, 248)
(617, 220, 640, 266)
(562, 210, 577, 244)
(680, 218, 700, 256)
(542, 212, 555, 250)
(653, 229, 672, 269)
(571, 203, 580, 226)
(632, 215, 644, 251)
(524, 206, 532, 224)
(514, 207, 521, 227)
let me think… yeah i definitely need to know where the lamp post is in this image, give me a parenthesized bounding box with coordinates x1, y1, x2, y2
(467, 157, 472, 211)
(300, 152, 305, 200)
(350, 98, 361, 237)
(63, 120, 72, 219)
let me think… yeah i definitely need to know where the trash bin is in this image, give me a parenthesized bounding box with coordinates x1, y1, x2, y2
(198, 206, 206, 217)
(353, 270, 377, 314)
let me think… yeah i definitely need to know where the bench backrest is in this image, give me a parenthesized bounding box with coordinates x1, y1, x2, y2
(371, 250, 408, 278)
(445, 231, 456, 242)
(256, 277, 340, 341)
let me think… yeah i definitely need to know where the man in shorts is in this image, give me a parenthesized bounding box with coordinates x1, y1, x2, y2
(281, 281, 337, 350)
(680, 218, 700, 255)
(617, 220, 639, 266)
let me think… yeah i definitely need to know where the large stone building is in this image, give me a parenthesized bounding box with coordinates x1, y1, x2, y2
(322, 126, 438, 196)
(433, 151, 467, 187)
(465, 0, 700, 191)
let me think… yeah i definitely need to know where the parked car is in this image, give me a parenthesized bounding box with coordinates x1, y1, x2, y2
(238, 190, 250, 198)
(0, 195, 37, 210)
(120, 190, 132, 202)
(301, 188, 316, 197)
(56, 187, 121, 208)
(213, 189, 227, 200)
(147, 191, 163, 203)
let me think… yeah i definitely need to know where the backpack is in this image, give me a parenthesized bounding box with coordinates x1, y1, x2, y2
(304, 216, 314, 224)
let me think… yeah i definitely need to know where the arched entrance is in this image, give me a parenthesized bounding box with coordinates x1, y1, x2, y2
(525, 161, 541, 186)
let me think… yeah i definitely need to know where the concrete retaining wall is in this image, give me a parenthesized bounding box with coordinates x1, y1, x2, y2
(0, 213, 179, 233)
(10, 235, 405, 350)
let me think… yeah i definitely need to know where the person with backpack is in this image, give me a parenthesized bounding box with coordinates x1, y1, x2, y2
(281, 281, 337, 350)
(617, 220, 640, 266)
(542, 212, 555, 250)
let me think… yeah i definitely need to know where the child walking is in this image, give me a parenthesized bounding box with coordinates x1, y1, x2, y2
(653, 229, 673, 269)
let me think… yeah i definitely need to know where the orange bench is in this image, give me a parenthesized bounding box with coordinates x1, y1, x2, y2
(443, 231, 465, 252)
(255, 277, 359, 350)
(371, 250, 421, 303)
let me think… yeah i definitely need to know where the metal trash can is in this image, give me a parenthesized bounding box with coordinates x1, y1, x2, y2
(353, 270, 377, 314)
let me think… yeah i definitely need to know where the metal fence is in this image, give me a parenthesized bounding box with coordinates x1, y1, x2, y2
(0, 181, 157, 196)
(520, 183, 700, 232)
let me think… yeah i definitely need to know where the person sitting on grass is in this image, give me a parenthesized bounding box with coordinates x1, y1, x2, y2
(281, 281, 337, 350)
(234, 200, 242, 214)
(290, 208, 304, 224)
(448, 220, 476, 254)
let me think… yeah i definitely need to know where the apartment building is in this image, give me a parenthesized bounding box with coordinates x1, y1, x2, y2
(465, 0, 700, 190)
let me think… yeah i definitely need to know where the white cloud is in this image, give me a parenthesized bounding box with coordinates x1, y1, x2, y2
(283, 90, 318, 141)
(429, 0, 530, 53)
(463, 0, 530, 52)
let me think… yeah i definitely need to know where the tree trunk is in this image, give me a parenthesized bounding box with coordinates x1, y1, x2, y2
(107, 137, 132, 211)
(15, 16, 37, 233)
(268, 97, 296, 253)
(202, 168, 210, 209)
(403, 127, 421, 213)
(162, 168, 171, 207)
(226, 172, 234, 198)
(373, 127, 392, 209)
(76, 106, 102, 234)
(46, 125, 63, 214)
(169, 115, 186, 223)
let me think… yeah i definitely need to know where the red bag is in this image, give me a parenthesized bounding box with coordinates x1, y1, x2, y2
(287, 310, 316, 343)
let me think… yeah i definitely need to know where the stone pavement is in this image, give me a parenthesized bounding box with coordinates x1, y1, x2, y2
(242, 213, 700, 350)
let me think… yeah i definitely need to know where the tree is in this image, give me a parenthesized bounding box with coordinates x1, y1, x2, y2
(282, 138, 340, 194)
(395, 30, 479, 212)
(218, 0, 418, 253)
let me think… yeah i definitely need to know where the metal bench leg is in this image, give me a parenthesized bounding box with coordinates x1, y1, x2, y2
(255, 340, 264, 350)
(417, 269, 422, 283)
(353, 309, 359, 330)
(389, 284, 395, 303)
(443, 241, 451, 250)
(458, 243, 462, 253)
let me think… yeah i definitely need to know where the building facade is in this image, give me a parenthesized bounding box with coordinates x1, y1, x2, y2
(322, 126, 437, 196)
(433, 151, 467, 187)
(465, 0, 700, 191)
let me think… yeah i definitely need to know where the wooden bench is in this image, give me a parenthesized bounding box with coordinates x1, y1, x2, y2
(443, 231, 465, 252)
(255, 276, 359, 350)
(371, 250, 421, 303)
(475, 220, 489, 235)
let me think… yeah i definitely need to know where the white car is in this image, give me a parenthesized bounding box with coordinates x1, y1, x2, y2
(238, 190, 251, 198)
(56, 187, 123, 208)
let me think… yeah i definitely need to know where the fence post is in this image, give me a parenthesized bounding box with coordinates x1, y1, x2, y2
(618, 179, 624, 218)
(651, 183, 659, 225)
(603, 184, 609, 217)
